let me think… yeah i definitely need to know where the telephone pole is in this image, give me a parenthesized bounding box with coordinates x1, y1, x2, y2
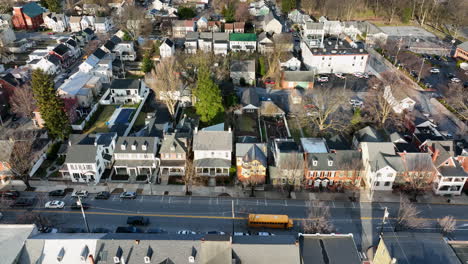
(77, 196, 90, 233)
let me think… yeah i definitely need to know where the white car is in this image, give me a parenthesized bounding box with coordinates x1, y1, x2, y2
(45, 200, 65, 209)
(71, 190, 89, 198)
(430, 68, 440, 74)
(256, 232, 275, 236)
(177, 230, 197, 235)
(234, 232, 250, 236)
(334, 73, 345, 79)
(317, 76, 329, 82)
(349, 99, 363, 107)
(451, 77, 461, 83)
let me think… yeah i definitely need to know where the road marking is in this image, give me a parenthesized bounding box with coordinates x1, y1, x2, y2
(332, 201, 335, 208)
(139, 196, 144, 202)
(352, 202, 356, 208)
(189, 197, 191, 204)
(160, 196, 164, 202)
(265, 199, 268, 206)
(285, 200, 288, 206)
(168, 197, 172, 204)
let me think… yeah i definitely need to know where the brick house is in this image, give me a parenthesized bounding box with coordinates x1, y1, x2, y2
(454, 42, 468, 61)
(12, 2, 45, 30)
(236, 143, 267, 187)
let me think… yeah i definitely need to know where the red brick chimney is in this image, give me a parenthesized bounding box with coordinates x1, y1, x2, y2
(432, 148, 440, 163)
(88, 255, 95, 264)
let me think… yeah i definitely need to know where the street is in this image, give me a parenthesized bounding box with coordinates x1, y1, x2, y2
(3, 192, 468, 251)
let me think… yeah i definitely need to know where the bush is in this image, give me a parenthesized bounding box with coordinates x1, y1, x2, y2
(177, 7, 196, 19)
(400, 7, 412, 23)
(46, 142, 61, 160)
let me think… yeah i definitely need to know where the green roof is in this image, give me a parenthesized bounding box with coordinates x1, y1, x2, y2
(22, 2, 45, 18)
(229, 33, 257, 42)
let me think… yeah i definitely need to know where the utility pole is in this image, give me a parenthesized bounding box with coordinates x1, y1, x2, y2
(379, 207, 389, 236)
(417, 57, 425, 83)
(231, 200, 235, 235)
(77, 196, 90, 233)
(394, 37, 403, 66)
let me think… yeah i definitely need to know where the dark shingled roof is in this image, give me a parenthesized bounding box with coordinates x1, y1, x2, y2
(299, 234, 361, 264)
(52, 44, 70, 56)
(103, 40, 115, 51)
(110, 79, 140, 90)
(92, 48, 107, 59)
(241, 88, 260, 107)
(83, 27, 94, 35)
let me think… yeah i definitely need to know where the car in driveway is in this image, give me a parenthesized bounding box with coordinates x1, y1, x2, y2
(317, 75, 329, 82)
(430, 68, 440, 74)
(115, 226, 143, 233)
(177, 230, 197, 235)
(451, 77, 461, 83)
(127, 216, 150, 226)
(45, 200, 65, 209)
(11, 198, 36, 207)
(48, 190, 66, 197)
(95, 191, 110, 200)
(71, 190, 89, 198)
(120, 192, 137, 199)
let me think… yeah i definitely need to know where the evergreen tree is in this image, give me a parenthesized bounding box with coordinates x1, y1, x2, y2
(194, 65, 224, 123)
(222, 3, 236, 23)
(141, 52, 153, 73)
(258, 57, 266, 77)
(46, 0, 61, 12)
(31, 69, 70, 139)
(281, 0, 295, 13)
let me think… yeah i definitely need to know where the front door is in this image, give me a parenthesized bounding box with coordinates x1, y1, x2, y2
(129, 168, 137, 177)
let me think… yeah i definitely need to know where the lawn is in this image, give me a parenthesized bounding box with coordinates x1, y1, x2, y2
(131, 110, 147, 132)
(238, 115, 256, 133)
(84, 105, 118, 134)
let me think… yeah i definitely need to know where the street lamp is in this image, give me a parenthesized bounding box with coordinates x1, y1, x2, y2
(77, 196, 91, 233)
(417, 57, 425, 83)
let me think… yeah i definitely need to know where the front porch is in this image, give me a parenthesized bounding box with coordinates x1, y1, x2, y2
(111, 160, 157, 183)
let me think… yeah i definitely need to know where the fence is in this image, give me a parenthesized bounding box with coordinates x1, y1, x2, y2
(123, 88, 150, 136)
(71, 102, 100, 131)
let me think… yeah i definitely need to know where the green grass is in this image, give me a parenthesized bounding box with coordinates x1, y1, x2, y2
(132, 111, 147, 132)
(85, 105, 119, 134)
(238, 115, 256, 133)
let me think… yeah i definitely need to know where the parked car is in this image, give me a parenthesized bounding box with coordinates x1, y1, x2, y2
(120, 192, 137, 199)
(430, 68, 440, 74)
(256, 232, 275, 236)
(264, 78, 275, 85)
(424, 83, 433, 89)
(464, 81, 468, 88)
(0, 190, 20, 199)
(410, 70, 418, 78)
(177, 230, 197, 235)
(349, 99, 363, 108)
(70, 202, 90, 210)
(45, 200, 65, 209)
(127, 216, 150, 226)
(47, 32, 55, 35)
(334, 73, 345, 79)
(95, 191, 111, 200)
(447, 73, 455, 79)
(11, 198, 36, 207)
(451, 77, 461, 83)
(146, 228, 167, 234)
(48, 190, 66, 197)
(233, 232, 250, 236)
(317, 75, 329, 82)
(206, 231, 226, 235)
(353, 72, 368, 78)
(115, 226, 143, 233)
(71, 190, 89, 198)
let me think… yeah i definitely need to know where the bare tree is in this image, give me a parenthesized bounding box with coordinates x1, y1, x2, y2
(113, 5, 152, 40)
(235, 2, 251, 21)
(9, 140, 35, 189)
(147, 57, 183, 118)
(17, 212, 53, 229)
(280, 152, 305, 198)
(299, 88, 347, 134)
(242, 174, 264, 198)
(395, 195, 428, 231)
(445, 83, 468, 121)
(399, 153, 436, 202)
(302, 201, 334, 234)
(300, 0, 315, 15)
(9, 85, 36, 119)
(363, 74, 398, 128)
(183, 156, 201, 195)
(438, 215, 456, 236)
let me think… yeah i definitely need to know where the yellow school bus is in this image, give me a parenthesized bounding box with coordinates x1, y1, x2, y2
(248, 214, 293, 229)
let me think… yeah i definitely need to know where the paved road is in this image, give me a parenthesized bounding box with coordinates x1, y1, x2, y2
(3, 192, 468, 250)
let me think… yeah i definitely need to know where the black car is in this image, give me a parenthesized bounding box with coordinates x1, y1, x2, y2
(127, 216, 150, 226)
(463, 81, 468, 88)
(11, 197, 36, 207)
(70, 202, 90, 210)
(59, 228, 87, 233)
(95, 191, 111, 200)
(0, 190, 20, 199)
(146, 228, 167, 234)
(115, 226, 143, 233)
(48, 190, 66, 197)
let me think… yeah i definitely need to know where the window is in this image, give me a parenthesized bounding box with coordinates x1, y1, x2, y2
(126, 90, 131, 95)
(375, 181, 380, 186)
(384, 181, 391, 186)
(73, 173, 80, 179)
(353, 56, 356, 59)
(387, 173, 393, 178)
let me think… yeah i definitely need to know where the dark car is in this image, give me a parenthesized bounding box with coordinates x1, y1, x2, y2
(127, 216, 150, 226)
(11, 197, 36, 207)
(0, 190, 20, 199)
(70, 202, 90, 210)
(464, 81, 468, 88)
(59, 228, 87, 233)
(95, 191, 111, 200)
(48, 190, 66, 197)
(146, 228, 167, 234)
(115, 226, 143, 233)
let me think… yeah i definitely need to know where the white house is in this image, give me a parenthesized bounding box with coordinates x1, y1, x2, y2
(94, 16, 112, 33)
(109, 78, 148, 104)
(172, 20, 195, 38)
(361, 142, 401, 191)
(213, 32, 229, 55)
(113, 42, 136, 61)
(80, 16, 95, 30)
(280, 53, 301, 71)
(262, 12, 282, 34)
(112, 137, 159, 183)
(159, 38, 175, 58)
(29, 57, 59, 75)
(184, 32, 198, 54)
(43, 13, 68, 32)
(229, 33, 257, 52)
(258, 32, 273, 54)
(153, 0, 171, 10)
(193, 127, 233, 186)
(198, 32, 212, 52)
(288, 9, 312, 25)
(383, 86, 416, 114)
(69, 16, 82, 32)
(301, 37, 369, 74)
(249, 0, 270, 16)
(230, 60, 255, 86)
(64, 144, 106, 183)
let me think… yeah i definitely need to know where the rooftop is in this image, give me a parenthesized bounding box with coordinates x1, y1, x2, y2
(229, 33, 257, 42)
(231, 60, 255, 72)
(193, 130, 232, 151)
(299, 234, 361, 264)
(304, 37, 367, 56)
(300, 138, 328, 153)
(110, 78, 140, 90)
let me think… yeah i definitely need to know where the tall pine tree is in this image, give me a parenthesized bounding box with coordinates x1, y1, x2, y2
(194, 65, 224, 123)
(31, 69, 70, 139)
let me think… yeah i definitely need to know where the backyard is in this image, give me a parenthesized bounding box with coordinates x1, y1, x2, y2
(84, 105, 119, 134)
(235, 113, 260, 139)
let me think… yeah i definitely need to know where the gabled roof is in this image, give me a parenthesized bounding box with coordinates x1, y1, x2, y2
(103, 40, 115, 51)
(185, 31, 199, 41)
(240, 88, 260, 107)
(362, 142, 400, 172)
(229, 33, 257, 42)
(114, 137, 157, 154)
(52, 44, 70, 56)
(199, 32, 213, 40)
(307, 150, 362, 171)
(355, 126, 386, 143)
(230, 60, 255, 72)
(260, 101, 285, 116)
(162, 38, 174, 47)
(47, 54, 61, 66)
(83, 27, 94, 35)
(213, 32, 229, 42)
(160, 133, 187, 154)
(92, 48, 107, 60)
(110, 78, 140, 90)
(193, 130, 232, 151)
(242, 144, 267, 165)
(283, 71, 314, 82)
(300, 138, 328, 153)
(65, 145, 98, 164)
(21, 2, 45, 18)
(458, 41, 468, 51)
(263, 11, 280, 25)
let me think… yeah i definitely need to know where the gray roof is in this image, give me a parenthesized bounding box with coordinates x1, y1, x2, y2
(0, 140, 15, 161)
(299, 234, 361, 264)
(213, 32, 229, 42)
(355, 126, 386, 143)
(237, 143, 267, 165)
(381, 232, 461, 264)
(200, 238, 232, 264)
(458, 41, 468, 51)
(0, 225, 37, 264)
(232, 235, 300, 264)
(160, 133, 187, 154)
(231, 60, 255, 73)
(300, 138, 328, 153)
(65, 145, 98, 164)
(199, 32, 213, 40)
(95, 16, 107, 23)
(193, 130, 232, 151)
(362, 142, 400, 172)
(240, 88, 260, 107)
(186, 31, 199, 41)
(114, 137, 157, 154)
(260, 101, 285, 116)
(110, 78, 140, 90)
(283, 71, 315, 82)
(307, 150, 362, 171)
(326, 134, 351, 150)
(236, 143, 266, 157)
(305, 21, 324, 30)
(194, 158, 231, 168)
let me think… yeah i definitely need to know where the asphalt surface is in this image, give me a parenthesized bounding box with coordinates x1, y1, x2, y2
(3, 192, 468, 250)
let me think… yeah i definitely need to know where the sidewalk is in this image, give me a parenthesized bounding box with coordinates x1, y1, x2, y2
(29, 180, 468, 205)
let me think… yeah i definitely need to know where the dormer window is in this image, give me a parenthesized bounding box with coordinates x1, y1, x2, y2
(312, 158, 318, 166)
(57, 247, 65, 262)
(114, 247, 123, 263)
(142, 142, 148, 151)
(328, 158, 333, 166)
(80, 245, 89, 262)
(121, 141, 127, 150)
(144, 246, 153, 264)
(131, 142, 137, 150)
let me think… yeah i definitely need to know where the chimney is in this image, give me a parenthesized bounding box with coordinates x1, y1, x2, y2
(135, 240, 140, 245)
(432, 148, 440, 163)
(194, 126, 198, 134)
(88, 255, 95, 264)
